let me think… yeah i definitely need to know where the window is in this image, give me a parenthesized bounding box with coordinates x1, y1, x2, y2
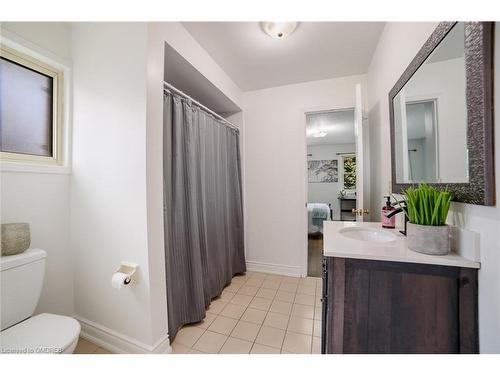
(342, 155, 356, 190)
(0, 44, 63, 164)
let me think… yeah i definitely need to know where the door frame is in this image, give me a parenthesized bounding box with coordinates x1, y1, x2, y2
(302, 106, 356, 277)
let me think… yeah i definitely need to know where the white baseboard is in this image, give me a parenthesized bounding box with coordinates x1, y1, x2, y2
(245, 260, 304, 277)
(76, 316, 171, 354)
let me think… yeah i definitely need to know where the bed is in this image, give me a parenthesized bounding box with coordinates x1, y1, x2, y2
(307, 203, 332, 235)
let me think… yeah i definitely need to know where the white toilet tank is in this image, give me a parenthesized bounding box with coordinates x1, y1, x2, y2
(0, 249, 46, 331)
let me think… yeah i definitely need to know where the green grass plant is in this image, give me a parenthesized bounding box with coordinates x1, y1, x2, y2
(403, 183, 452, 226)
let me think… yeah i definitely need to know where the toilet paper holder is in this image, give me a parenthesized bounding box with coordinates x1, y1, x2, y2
(115, 262, 138, 285)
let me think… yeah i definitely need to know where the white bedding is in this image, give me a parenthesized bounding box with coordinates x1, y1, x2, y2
(307, 203, 331, 234)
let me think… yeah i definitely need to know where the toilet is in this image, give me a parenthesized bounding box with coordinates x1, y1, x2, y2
(0, 249, 81, 354)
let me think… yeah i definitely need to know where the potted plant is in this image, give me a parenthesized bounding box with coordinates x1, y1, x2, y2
(403, 183, 453, 255)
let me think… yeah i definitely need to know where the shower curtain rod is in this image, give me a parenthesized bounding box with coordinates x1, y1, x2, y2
(163, 81, 239, 132)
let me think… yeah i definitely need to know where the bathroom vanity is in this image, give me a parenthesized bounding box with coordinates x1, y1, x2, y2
(321, 221, 480, 354)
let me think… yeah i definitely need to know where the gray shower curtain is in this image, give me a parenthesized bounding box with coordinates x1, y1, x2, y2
(163, 90, 246, 341)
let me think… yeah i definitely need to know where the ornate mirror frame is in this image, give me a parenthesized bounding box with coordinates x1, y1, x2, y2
(389, 22, 494, 205)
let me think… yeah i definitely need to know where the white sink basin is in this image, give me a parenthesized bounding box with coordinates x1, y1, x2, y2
(339, 227, 398, 243)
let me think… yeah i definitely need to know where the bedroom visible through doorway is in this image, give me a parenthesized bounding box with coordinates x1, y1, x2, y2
(306, 109, 356, 277)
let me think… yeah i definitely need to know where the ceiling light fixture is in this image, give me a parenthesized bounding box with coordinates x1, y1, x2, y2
(261, 22, 299, 39)
(312, 131, 327, 138)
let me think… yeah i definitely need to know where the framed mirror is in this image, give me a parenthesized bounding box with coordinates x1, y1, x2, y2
(389, 22, 494, 205)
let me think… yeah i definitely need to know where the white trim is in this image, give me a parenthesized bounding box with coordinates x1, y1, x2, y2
(246, 260, 304, 277)
(0, 33, 72, 174)
(76, 316, 172, 354)
(0, 160, 71, 174)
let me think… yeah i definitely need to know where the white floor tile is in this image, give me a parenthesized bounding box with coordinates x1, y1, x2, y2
(255, 326, 285, 349)
(220, 303, 247, 319)
(279, 283, 298, 293)
(313, 320, 321, 337)
(219, 289, 236, 302)
(238, 285, 260, 297)
(224, 283, 242, 293)
(281, 277, 300, 285)
(275, 290, 296, 303)
(291, 304, 314, 319)
(207, 299, 227, 314)
(282, 331, 312, 354)
(230, 320, 261, 342)
(297, 285, 316, 296)
(270, 300, 293, 315)
(245, 278, 264, 287)
(249, 297, 272, 311)
(219, 337, 253, 354)
(192, 331, 228, 354)
(265, 274, 283, 282)
(263, 312, 289, 330)
(312, 337, 321, 354)
(240, 308, 267, 325)
(171, 342, 191, 354)
(261, 280, 280, 290)
(193, 312, 217, 330)
(256, 287, 277, 299)
(230, 293, 253, 307)
(287, 316, 314, 335)
(249, 272, 267, 280)
(294, 293, 315, 306)
(314, 306, 322, 320)
(175, 326, 205, 348)
(250, 343, 281, 354)
(208, 315, 238, 335)
(230, 278, 246, 286)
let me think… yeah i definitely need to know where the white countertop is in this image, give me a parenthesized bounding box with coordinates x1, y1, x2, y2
(323, 221, 480, 269)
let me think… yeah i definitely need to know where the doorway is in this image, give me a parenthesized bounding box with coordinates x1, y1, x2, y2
(305, 108, 357, 277)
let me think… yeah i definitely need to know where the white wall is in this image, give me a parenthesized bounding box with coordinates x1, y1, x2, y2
(71, 22, 160, 349)
(307, 143, 355, 220)
(0, 22, 74, 316)
(367, 22, 500, 353)
(243, 75, 367, 276)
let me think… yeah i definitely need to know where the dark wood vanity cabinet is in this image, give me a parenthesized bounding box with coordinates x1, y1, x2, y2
(321, 257, 479, 354)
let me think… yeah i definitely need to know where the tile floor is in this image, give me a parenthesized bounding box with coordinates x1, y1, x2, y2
(74, 337, 112, 354)
(171, 272, 323, 354)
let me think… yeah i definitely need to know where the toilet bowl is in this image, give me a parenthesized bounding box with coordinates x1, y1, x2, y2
(0, 249, 81, 354)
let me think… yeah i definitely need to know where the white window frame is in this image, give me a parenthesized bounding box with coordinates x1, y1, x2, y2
(0, 36, 70, 174)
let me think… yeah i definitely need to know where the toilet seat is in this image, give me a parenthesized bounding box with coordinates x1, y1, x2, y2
(0, 313, 81, 354)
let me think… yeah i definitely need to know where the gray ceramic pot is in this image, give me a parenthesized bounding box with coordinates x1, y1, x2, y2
(1, 223, 31, 256)
(407, 223, 450, 255)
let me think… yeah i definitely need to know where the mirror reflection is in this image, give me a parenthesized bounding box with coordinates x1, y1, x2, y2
(393, 22, 468, 183)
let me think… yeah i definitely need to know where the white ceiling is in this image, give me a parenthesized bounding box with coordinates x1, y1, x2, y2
(306, 109, 355, 146)
(182, 22, 385, 91)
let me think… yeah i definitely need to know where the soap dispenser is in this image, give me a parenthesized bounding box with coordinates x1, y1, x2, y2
(381, 196, 396, 229)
